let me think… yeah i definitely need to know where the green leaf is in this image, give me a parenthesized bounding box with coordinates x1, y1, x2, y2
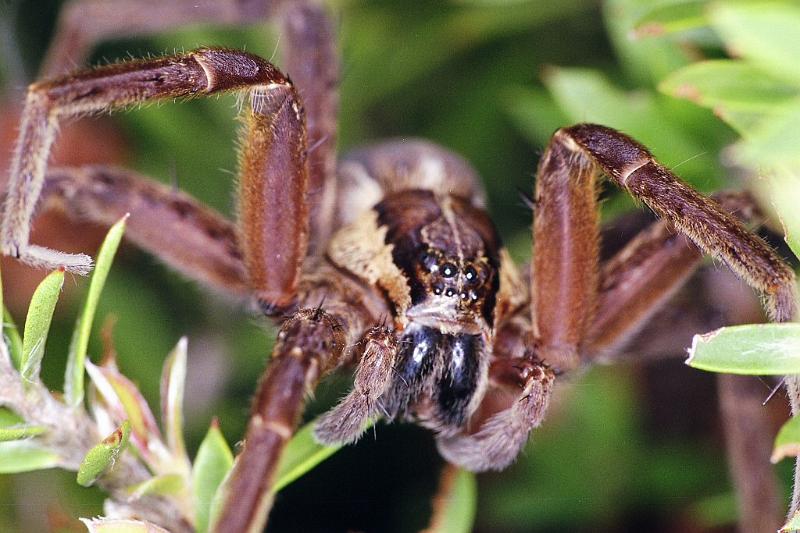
(0, 440, 61, 473)
(3, 308, 24, 370)
(0, 408, 23, 427)
(273, 418, 352, 493)
(126, 473, 184, 500)
(773, 415, 800, 463)
(731, 98, 800, 168)
(659, 60, 799, 114)
(77, 420, 131, 487)
(784, 509, 800, 533)
(428, 468, 478, 533)
(21, 269, 64, 382)
(686, 323, 800, 374)
(710, 2, 800, 84)
(66, 215, 128, 407)
(161, 337, 188, 465)
(631, 0, 708, 39)
(80, 518, 170, 533)
(0, 424, 46, 442)
(193, 420, 234, 533)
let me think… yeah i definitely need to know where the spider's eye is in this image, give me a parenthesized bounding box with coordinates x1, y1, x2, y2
(441, 262, 457, 278)
(464, 265, 477, 282)
(445, 287, 456, 297)
(433, 284, 444, 295)
(420, 250, 437, 272)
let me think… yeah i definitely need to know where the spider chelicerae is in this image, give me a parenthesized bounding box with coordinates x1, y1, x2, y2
(1, 1, 796, 532)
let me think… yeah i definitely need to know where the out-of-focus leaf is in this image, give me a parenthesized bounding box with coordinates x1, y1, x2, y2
(21, 269, 64, 382)
(160, 337, 188, 467)
(66, 215, 128, 407)
(126, 474, 184, 500)
(631, 0, 708, 39)
(77, 420, 131, 487)
(3, 308, 23, 370)
(773, 415, 800, 463)
(710, 2, 800, 84)
(686, 323, 800, 374)
(0, 424, 46, 442)
(80, 518, 170, 533)
(757, 167, 800, 261)
(426, 467, 477, 533)
(659, 60, 799, 114)
(193, 420, 234, 533)
(690, 492, 738, 529)
(85, 360, 163, 467)
(731, 98, 800, 168)
(0, 440, 60, 473)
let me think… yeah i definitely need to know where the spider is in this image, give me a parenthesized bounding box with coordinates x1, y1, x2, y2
(1, 1, 796, 532)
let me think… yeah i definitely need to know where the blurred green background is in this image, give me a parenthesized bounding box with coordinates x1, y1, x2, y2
(1, 0, 797, 531)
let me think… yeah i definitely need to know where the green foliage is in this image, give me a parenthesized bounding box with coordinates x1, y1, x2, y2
(686, 324, 800, 374)
(77, 421, 131, 487)
(193, 421, 233, 533)
(21, 269, 63, 382)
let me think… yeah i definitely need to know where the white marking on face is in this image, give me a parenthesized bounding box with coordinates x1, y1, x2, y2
(452, 341, 464, 370)
(413, 340, 429, 363)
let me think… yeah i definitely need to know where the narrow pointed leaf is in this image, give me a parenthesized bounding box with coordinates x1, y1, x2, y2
(85, 361, 162, 462)
(773, 415, 800, 463)
(0, 408, 23, 427)
(66, 215, 128, 406)
(80, 518, 170, 533)
(3, 308, 24, 370)
(0, 440, 61, 473)
(193, 420, 234, 533)
(426, 467, 478, 533)
(631, 0, 708, 39)
(21, 269, 64, 382)
(0, 424, 46, 441)
(126, 473, 184, 500)
(161, 337, 188, 463)
(686, 324, 800, 374)
(77, 420, 131, 487)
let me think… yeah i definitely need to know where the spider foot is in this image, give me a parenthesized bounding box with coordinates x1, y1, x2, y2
(436, 364, 554, 472)
(314, 391, 378, 445)
(8, 244, 93, 275)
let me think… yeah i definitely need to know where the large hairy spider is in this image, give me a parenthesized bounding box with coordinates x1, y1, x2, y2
(1, 1, 796, 532)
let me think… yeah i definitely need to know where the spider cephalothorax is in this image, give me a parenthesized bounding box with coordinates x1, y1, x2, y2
(1, 1, 797, 532)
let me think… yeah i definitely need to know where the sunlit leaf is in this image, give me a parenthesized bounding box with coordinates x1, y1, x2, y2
(193, 420, 234, 533)
(126, 474, 184, 500)
(710, 2, 800, 84)
(631, 0, 708, 39)
(161, 337, 189, 467)
(66, 215, 128, 407)
(0, 440, 60, 473)
(77, 420, 131, 487)
(21, 269, 64, 382)
(0, 424, 46, 442)
(731, 98, 800, 168)
(757, 167, 800, 261)
(80, 517, 170, 533)
(686, 324, 800, 374)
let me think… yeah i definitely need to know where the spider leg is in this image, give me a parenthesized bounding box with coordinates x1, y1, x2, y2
(39, 165, 249, 297)
(559, 124, 796, 323)
(41, 0, 339, 254)
(213, 277, 378, 533)
(2, 48, 308, 311)
(315, 325, 398, 444)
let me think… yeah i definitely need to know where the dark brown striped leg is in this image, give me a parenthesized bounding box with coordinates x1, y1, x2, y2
(586, 191, 762, 359)
(530, 127, 600, 372)
(1, 48, 308, 311)
(315, 326, 399, 445)
(213, 307, 351, 533)
(559, 124, 797, 323)
(41, 0, 339, 254)
(40, 166, 249, 297)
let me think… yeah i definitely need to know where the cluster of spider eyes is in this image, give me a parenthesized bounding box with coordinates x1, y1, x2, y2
(420, 251, 481, 302)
